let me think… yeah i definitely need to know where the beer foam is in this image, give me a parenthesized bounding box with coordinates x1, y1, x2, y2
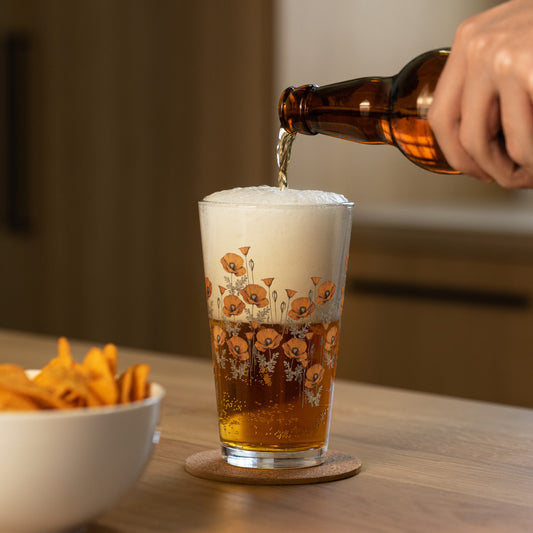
(202, 185, 350, 206)
(199, 186, 353, 325)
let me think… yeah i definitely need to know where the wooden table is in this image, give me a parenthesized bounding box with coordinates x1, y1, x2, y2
(2, 329, 533, 532)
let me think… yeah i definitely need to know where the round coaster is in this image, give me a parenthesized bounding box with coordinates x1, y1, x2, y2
(184, 449, 362, 485)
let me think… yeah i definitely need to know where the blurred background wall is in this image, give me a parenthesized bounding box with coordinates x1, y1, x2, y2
(3, 0, 533, 407)
(1, 0, 274, 358)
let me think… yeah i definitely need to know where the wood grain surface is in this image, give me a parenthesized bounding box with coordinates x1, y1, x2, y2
(2, 329, 533, 533)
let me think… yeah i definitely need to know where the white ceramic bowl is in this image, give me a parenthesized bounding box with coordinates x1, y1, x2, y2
(0, 375, 165, 533)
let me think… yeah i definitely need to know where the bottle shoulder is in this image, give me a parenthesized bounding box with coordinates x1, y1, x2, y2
(392, 48, 450, 113)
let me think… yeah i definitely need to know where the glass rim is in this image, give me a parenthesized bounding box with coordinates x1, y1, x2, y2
(198, 199, 355, 209)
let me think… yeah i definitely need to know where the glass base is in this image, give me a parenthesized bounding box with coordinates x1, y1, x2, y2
(221, 444, 327, 469)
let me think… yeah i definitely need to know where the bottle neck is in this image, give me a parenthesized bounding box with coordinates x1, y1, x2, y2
(279, 78, 393, 145)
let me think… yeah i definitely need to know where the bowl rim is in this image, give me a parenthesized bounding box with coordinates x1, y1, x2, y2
(0, 371, 165, 421)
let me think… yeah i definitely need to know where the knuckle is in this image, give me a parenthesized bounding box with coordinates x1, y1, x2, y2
(491, 42, 533, 81)
(505, 139, 525, 166)
(442, 149, 475, 176)
(493, 47, 514, 77)
(518, 169, 533, 189)
(468, 34, 490, 58)
(456, 22, 509, 72)
(458, 128, 479, 158)
(443, 152, 462, 172)
(497, 174, 517, 189)
(499, 174, 528, 190)
(497, 166, 533, 190)
(465, 33, 502, 72)
(454, 17, 477, 45)
(504, 134, 533, 170)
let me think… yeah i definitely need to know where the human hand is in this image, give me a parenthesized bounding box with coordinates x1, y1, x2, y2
(428, 0, 533, 188)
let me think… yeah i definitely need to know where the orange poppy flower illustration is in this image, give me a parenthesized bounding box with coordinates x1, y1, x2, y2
(282, 338, 308, 366)
(288, 297, 315, 320)
(316, 281, 336, 305)
(240, 284, 269, 308)
(239, 246, 250, 256)
(262, 278, 274, 287)
(222, 295, 245, 317)
(285, 289, 297, 299)
(212, 325, 226, 347)
(255, 328, 282, 352)
(205, 277, 212, 299)
(311, 277, 321, 286)
(227, 336, 250, 361)
(220, 253, 246, 276)
(219, 285, 226, 295)
(325, 325, 339, 352)
(305, 364, 325, 388)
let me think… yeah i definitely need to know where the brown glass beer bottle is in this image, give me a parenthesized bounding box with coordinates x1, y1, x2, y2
(279, 48, 459, 174)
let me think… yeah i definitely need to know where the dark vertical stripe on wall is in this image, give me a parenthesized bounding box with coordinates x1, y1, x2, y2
(2, 33, 30, 233)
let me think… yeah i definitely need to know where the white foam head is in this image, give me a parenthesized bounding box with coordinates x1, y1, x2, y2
(202, 185, 350, 206)
(199, 186, 353, 324)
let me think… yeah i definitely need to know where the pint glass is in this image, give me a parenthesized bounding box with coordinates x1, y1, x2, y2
(199, 186, 353, 469)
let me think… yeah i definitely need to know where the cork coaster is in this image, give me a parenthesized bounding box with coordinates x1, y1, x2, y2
(184, 449, 362, 485)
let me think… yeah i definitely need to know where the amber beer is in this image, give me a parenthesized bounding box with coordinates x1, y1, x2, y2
(211, 319, 340, 452)
(199, 186, 353, 468)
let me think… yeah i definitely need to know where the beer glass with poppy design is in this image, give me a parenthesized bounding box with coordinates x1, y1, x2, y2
(199, 186, 353, 469)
